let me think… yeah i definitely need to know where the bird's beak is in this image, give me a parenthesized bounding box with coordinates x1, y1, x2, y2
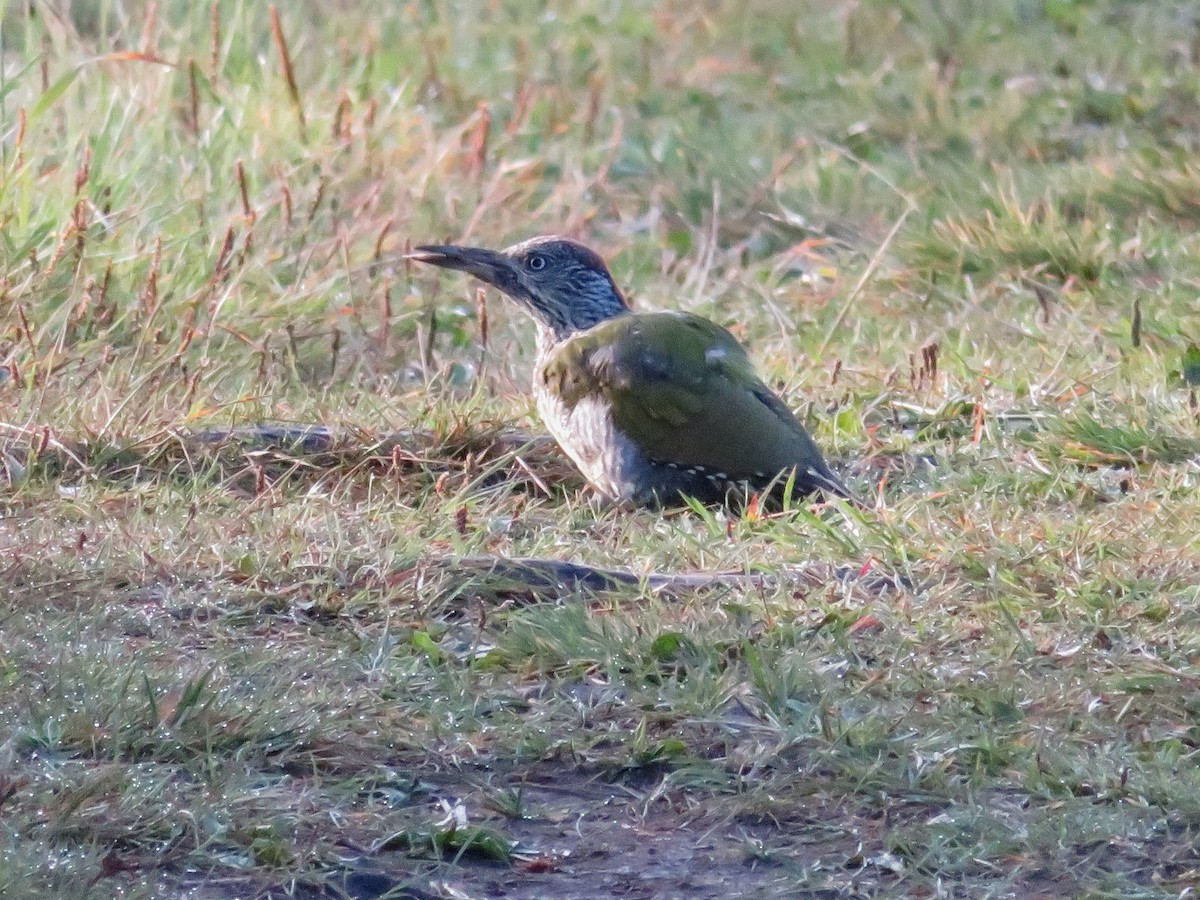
(407, 244, 521, 296)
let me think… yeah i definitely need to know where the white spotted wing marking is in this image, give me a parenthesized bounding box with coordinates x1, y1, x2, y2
(704, 345, 728, 365)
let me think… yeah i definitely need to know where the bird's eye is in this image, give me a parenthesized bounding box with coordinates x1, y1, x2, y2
(527, 254, 547, 271)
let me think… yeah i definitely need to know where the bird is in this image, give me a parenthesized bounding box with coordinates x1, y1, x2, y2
(408, 236, 854, 508)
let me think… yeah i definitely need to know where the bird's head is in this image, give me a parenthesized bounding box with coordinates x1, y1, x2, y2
(408, 236, 629, 341)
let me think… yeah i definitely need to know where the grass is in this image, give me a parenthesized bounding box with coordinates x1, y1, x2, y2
(2, 0, 1200, 897)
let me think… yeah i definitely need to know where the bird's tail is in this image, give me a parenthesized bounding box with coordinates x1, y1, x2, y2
(808, 463, 868, 509)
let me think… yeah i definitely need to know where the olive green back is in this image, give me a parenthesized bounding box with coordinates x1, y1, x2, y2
(540, 311, 835, 484)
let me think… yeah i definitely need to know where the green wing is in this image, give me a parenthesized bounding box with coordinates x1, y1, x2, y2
(542, 311, 842, 491)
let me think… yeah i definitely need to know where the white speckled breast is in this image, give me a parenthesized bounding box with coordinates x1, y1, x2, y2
(536, 388, 642, 501)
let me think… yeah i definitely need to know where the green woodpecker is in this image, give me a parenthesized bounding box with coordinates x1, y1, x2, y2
(410, 236, 853, 507)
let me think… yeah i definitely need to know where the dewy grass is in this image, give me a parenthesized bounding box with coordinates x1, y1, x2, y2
(2, 1, 1200, 897)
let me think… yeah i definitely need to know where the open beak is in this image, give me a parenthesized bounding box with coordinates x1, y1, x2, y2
(407, 244, 520, 296)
